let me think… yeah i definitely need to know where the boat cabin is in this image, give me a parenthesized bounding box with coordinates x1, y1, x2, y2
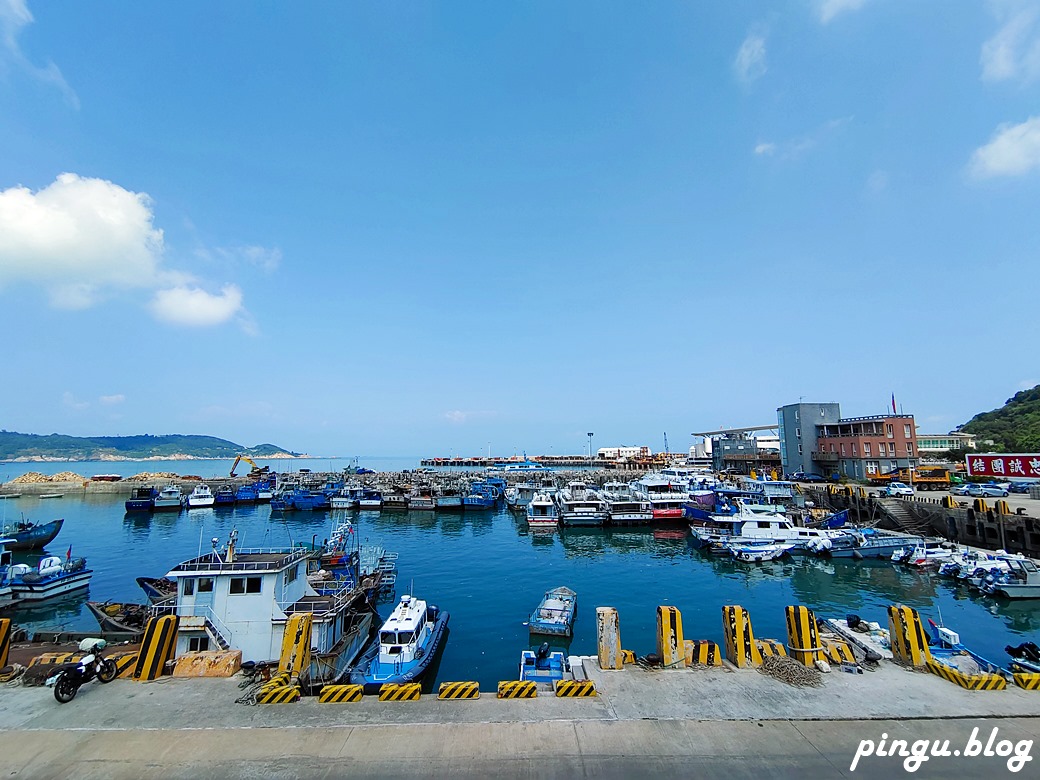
(377, 595, 432, 667)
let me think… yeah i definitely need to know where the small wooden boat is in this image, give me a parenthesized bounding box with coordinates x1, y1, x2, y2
(1, 518, 64, 550)
(528, 586, 577, 637)
(136, 576, 178, 604)
(87, 601, 151, 634)
(38, 494, 63, 500)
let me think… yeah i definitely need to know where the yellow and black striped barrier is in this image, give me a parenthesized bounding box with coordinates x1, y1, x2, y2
(757, 639, 787, 658)
(942, 495, 957, 509)
(887, 605, 931, 667)
(1013, 672, 1040, 690)
(723, 605, 761, 668)
(555, 679, 596, 697)
(133, 614, 179, 681)
(279, 612, 313, 679)
(822, 638, 856, 664)
(657, 605, 685, 667)
(110, 651, 139, 678)
(378, 682, 422, 701)
(497, 680, 537, 698)
(621, 649, 636, 665)
(683, 639, 722, 667)
(0, 618, 10, 668)
(257, 684, 301, 704)
(438, 681, 480, 699)
(785, 605, 823, 667)
(972, 498, 989, 512)
(994, 500, 1011, 515)
(926, 659, 1007, 691)
(318, 684, 364, 703)
(27, 652, 78, 669)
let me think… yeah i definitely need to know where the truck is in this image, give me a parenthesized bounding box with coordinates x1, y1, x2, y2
(866, 467, 955, 491)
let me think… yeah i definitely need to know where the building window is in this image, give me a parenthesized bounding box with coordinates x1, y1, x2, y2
(230, 576, 262, 595)
(798, 444, 803, 455)
(906, 443, 914, 455)
(198, 578, 214, 593)
(866, 461, 879, 475)
(864, 443, 871, 456)
(795, 427, 801, 438)
(887, 424, 894, 438)
(188, 636, 210, 652)
(904, 424, 911, 438)
(840, 444, 846, 456)
(887, 442, 894, 456)
(852, 443, 857, 456)
(182, 578, 195, 596)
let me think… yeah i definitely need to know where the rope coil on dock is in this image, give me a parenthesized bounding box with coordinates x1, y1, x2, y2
(756, 655, 823, 688)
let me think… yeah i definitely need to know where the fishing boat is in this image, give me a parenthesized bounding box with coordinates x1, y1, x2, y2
(163, 529, 379, 691)
(528, 586, 577, 637)
(434, 483, 463, 510)
(38, 493, 63, 499)
(86, 600, 152, 634)
(152, 485, 183, 511)
(525, 492, 559, 528)
(254, 480, 274, 503)
(554, 482, 608, 527)
(462, 482, 496, 510)
(124, 487, 157, 513)
(981, 558, 1040, 599)
(519, 642, 570, 684)
(630, 474, 689, 519)
(689, 503, 842, 554)
(186, 483, 215, 508)
(6, 553, 92, 601)
(234, 483, 258, 504)
(381, 488, 409, 511)
(1006, 642, 1040, 674)
(806, 528, 922, 559)
(136, 576, 178, 604)
(926, 617, 1011, 680)
(600, 482, 653, 525)
(0, 517, 64, 550)
(893, 539, 956, 568)
(349, 593, 450, 694)
(407, 485, 436, 511)
(728, 541, 793, 563)
(358, 488, 383, 510)
(213, 485, 237, 506)
(504, 482, 539, 510)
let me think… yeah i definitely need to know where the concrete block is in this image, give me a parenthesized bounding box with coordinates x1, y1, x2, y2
(172, 649, 243, 678)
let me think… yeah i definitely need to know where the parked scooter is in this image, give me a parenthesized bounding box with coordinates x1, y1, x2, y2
(48, 638, 118, 703)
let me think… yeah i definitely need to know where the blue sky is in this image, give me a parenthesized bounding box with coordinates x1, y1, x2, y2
(1, 1, 1039, 458)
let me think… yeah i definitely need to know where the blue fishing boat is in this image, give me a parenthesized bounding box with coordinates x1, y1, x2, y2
(5, 552, 92, 601)
(214, 485, 237, 506)
(1, 517, 64, 550)
(136, 575, 177, 604)
(528, 586, 577, 638)
(124, 487, 157, 513)
(349, 593, 449, 694)
(234, 483, 258, 504)
(462, 482, 496, 510)
(926, 617, 1011, 681)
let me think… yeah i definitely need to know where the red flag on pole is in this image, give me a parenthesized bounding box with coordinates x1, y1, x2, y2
(891, 393, 897, 414)
(66, 545, 72, 562)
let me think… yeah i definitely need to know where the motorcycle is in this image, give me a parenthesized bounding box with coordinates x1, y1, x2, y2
(48, 638, 118, 703)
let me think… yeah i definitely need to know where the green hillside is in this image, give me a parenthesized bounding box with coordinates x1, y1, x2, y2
(0, 431, 298, 461)
(960, 385, 1040, 452)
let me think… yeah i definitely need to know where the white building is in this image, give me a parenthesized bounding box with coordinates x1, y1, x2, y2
(597, 446, 651, 460)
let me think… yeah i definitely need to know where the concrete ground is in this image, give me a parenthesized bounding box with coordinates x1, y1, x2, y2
(2, 660, 1038, 778)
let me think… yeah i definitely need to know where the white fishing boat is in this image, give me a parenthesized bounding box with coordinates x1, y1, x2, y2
(152, 485, 183, 511)
(630, 474, 688, 519)
(186, 483, 215, 508)
(689, 502, 843, 554)
(554, 482, 608, 527)
(728, 541, 794, 563)
(526, 492, 559, 528)
(6, 552, 93, 601)
(600, 481, 653, 525)
(981, 558, 1040, 599)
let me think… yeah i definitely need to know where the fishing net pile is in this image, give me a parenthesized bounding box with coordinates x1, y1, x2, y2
(757, 655, 824, 687)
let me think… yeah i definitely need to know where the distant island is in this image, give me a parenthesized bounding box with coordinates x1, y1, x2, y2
(0, 431, 301, 462)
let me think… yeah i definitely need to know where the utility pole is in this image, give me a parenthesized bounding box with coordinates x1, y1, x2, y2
(587, 432, 594, 468)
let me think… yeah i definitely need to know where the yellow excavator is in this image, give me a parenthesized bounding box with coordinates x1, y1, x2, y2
(230, 455, 271, 478)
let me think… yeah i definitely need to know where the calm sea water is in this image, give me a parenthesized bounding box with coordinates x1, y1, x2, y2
(3, 461, 1038, 688)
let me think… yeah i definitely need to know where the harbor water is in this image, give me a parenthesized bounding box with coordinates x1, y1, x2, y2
(2, 459, 1038, 689)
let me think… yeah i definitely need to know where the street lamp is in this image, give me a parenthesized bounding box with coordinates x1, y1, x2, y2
(587, 432, 594, 468)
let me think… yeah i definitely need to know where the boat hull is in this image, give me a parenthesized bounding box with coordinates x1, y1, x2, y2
(349, 609, 450, 694)
(2, 518, 64, 550)
(10, 568, 92, 600)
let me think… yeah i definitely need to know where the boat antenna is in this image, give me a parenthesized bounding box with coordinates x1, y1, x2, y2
(936, 604, 944, 628)
(198, 522, 205, 559)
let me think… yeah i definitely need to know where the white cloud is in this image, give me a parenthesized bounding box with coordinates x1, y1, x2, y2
(0, 0, 78, 107)
(149, 284, 245, 328)
(734, 34, 767, 85)
(0, 173, 172, 308)
(0, 172, 260, 328)
(61, 391, 88, 410)
(99, 394, 125, 405)
(969, 116, 1040, 178)
(981, 4, 1040, 83)
(818, 0, 868, 24)
(195, 244, 282, 274)
(753, 117, 852, 161)
(444, 411, 468, 424)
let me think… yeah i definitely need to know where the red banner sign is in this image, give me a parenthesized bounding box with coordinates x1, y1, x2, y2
(965, 454, 1040, 478)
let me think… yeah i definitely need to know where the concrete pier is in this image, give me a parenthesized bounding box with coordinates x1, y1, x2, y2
(1, 659, 1038, 778)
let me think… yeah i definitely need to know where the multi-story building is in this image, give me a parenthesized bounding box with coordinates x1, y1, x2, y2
(777, 402, 917, 480)
(776, 402, 840, 477)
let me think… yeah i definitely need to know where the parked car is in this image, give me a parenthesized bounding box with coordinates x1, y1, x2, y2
(882, 481, 914, 497)
(950, 483, 972, 496)
(966, 483, 1009, 498)
(1009, 481, 1037, 494)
